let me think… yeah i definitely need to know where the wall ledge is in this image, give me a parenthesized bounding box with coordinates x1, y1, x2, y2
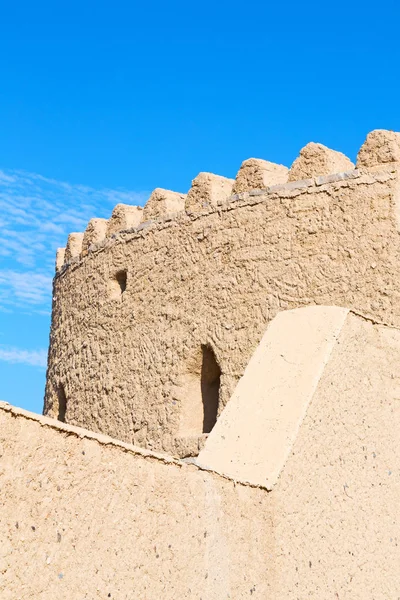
(0, 401, 272, 491)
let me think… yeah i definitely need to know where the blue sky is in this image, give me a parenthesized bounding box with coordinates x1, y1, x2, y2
(1, 0, 400, 414)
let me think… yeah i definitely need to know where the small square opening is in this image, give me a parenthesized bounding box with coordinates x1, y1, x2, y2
(108, 269, 128, 300)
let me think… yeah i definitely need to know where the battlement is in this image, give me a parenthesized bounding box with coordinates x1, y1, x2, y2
(56, 129, 400, 273)
(56, 166, 395, 279)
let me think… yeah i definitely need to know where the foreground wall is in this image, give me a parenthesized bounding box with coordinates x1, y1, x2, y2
(272, 310, 400, 598)
(197, 307, 400, 597)
(2, 309, 400, 598)
(0, 403, 273, 600)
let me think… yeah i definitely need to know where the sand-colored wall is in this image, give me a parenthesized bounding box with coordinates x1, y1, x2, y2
(198, 306, 350, 488)
(194, 308, 400, 597)
(272, 312, 400, 598)
(3, 310, 400, 598)
(0, 403, 273, 600)
(44, 167, 400, 456)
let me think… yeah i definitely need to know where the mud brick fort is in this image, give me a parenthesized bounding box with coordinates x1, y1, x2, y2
(1, 129, 400, 598)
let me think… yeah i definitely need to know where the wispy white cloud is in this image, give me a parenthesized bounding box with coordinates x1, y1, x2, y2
(0, 270, 53, 305)
(0, 167, 149, 314)
(0, 170, 17, 184)
(0, 345, 47, 368)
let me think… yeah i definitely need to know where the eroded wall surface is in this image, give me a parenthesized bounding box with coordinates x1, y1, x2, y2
(0, 403, 273, 600)
(45, 168, 400, 456)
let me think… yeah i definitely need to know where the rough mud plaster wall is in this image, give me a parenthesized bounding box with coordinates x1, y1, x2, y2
(45, 169, 400, 456)
(0, 404, 273, 600)
(271, 314, 400, 599)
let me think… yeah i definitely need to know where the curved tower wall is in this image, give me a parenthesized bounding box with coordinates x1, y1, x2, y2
(44, 131, 400, 457)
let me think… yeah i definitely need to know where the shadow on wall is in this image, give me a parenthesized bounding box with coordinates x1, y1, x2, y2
(179, 345, 221, 437)
(57, 383, 67, 422)
(201, 345, 221, 433)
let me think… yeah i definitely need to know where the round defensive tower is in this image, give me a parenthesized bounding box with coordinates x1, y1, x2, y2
(44, 130, 400, 457)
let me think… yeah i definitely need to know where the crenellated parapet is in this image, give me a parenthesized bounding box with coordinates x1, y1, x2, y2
(55, 247, 65, 271)
(47, 129, 400, 459)
(56, 129, 400, 274)
(185, 172, 235, 213)
(288, 142, 354, 181)
(143, 188, 186, 220)
(356, 129, 400, 169)
(82, 218, 108, 256)
(233, 158, 288, 193)
(106, 203, 143, 236)
(64, 232, 84, 262)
